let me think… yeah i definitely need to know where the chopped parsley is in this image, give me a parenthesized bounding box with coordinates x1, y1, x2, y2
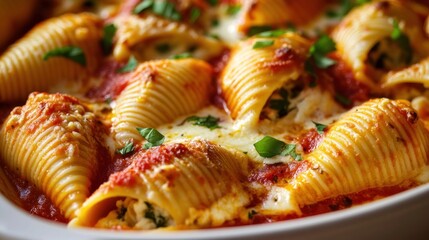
(133, 0, 154, 14)
(390, 19, 412, 64)
(206, 0, 218, 6)
(171, 52, 192, 59)
(313, 121, 327, 134)
(117, 55, 138, 73)
(43, 46, 86, 66)
(134, 0, 181, 21)
(304, 35, 337, 81)
(144, 202, 168, 228)
(137, 128, 165, 149)
(253, 40, 274, 49)
(257, 29, 288, 38)
(190, 7, 201, 23)
(326, 0, 371, 18)
(335, 93, 352, 106)
(253, 136, 302, 160)
(101, 24, 117, 55)
(185, 115, 221, 130)
(117, 141, 135, 155)
(268, 88, 291, 118)
(248, 210, 258, 219)
(309, 35, 337, 68)
(116, 206, 127, 220)
(247, 25, 273, 37)
(226, 5, 241, 15)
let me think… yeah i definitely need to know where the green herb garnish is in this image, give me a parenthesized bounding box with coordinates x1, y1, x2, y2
(43, 46, 86, 66)
(144, 202, 168, 228)
(391, 19, 412, 64)
(171, 52, 192, 59)
(335, 93, 352, 106)
(226, 5, 241, 15)
(137, 128, 165, 149)
(206, 0, 218, 6)
(185, 115, 221, 130)
(190, 7, 201, 23)
(248, 210, 258, 219)
(257, 29, 288, 38)
(247, 25, 272, 37)
(313, 121, 327, 134)
(117, 55, 138, 73)
(133, 0, 154, 14)
(254, 136, 302, 160)
(326, 0, 371, 18)
(253, 40, 274, 49)
(309, 35, 337, 68)
(101, 23, 117, 55)
(134, 0, 181, 20)
(117, 141, 135, 155)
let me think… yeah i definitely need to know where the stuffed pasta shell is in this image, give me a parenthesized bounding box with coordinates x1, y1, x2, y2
(112, 59, 213, 146)
(70, 139, 250, 229)
(0, 0, 38, 51)
(238, 0, 328, 33)
(290, 98, 429, 206)
(332, 0, 429, 89)
(220, 33, 310, 128)
(0, 93, 107, 220)
(113, 15, 224, 62)
(383, 56, 429, 87)
(0, 13, 102, 103)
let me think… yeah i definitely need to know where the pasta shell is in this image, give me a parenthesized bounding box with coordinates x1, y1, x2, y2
(0, 93, 106, 220)
(0, 13, 102, 103)
(332, 0, 429, 89)
(290, 98, 429, 206)
(383, 57, 429, 87)
(238, 0, 328, 32)
(0, 0, 37, 51)
(112, 59, 213, 146)
(219, 33, 310, 127)
(70, 139, 250, 229)
(113, 15, 224, 62)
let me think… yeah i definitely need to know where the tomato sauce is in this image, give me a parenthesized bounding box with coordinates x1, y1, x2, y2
(326, 54, 371, 106)
(3, 166, 67, 223)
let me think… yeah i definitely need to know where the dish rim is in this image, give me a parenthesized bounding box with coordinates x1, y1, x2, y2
(1, 183, 429, 240)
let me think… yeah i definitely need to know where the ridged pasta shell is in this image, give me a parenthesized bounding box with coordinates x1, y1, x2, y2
(0, 93, 105, 220)
(332, 0, 429, 89)
(0, 0, 37, 51)
(0, 13, 102, 103)
(238, 0, 328, 32)
(113, 15, 224, 62)
(0, 166, 20, 206)
(220, 33, 310, 128)
(70, 139, 250, 228)
(112, 59, 213, 146)
(290, 98, 429, 206)
(383, 57, 429, 87)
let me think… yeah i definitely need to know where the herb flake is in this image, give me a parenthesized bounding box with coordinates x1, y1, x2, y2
(253, 40, 274, 49)
(226, 5, 241, 15)
(101, 24, 117, 55)
(117, 55, 138, 73)
(185, 115, 221, 130)
(254, 136, 302, 160)
(171, 52, 192, 59)
(137, 128, 165, 149)
(313, 121, 327, 134)
(43, 46, 86, 66)
(117, 141, 135, 155)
